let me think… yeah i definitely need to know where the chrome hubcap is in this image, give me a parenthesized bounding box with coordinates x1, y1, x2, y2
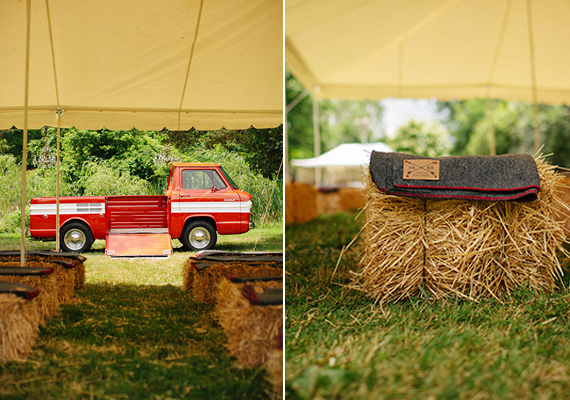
(64, 229, 86, 251)
(189, 227, 210, 249)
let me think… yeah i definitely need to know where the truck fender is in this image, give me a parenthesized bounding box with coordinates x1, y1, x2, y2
(60, 218, 94, 237)
(182, 215, 218, 233)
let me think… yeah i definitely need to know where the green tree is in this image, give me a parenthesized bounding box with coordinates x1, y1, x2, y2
(439, 99, 570, 167)
(461, 101, 528, 156)
(165, 126, 283, 180)
(60, 127, 165, 192)
(388, 119, 451, 157)
(286, 67, 385, 162)
(285, 67, 314, 160)
(0, 126, 46, 165)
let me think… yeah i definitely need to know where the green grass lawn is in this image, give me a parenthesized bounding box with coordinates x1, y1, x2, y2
(0, 221, 283, 399)
(286, 212, 570, 399)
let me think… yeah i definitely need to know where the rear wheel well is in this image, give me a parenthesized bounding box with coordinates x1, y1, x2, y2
(61, 219, 93, 240)
(183, 216, 217, 233)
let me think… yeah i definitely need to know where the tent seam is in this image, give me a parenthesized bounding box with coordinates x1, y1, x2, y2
(178, 0, 205, 130)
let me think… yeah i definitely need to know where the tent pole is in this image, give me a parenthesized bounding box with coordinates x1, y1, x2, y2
(527, 0, 540, 152)
(55, 109, 62, 251)
(532, 102, 539, 152)
(20, 0, 32, 267)
(312, 87, 321, 187)
(486, 92, 496, 156)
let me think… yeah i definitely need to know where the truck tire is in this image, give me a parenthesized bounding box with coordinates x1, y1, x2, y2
(180, 220, 217, 251)
(60, 222, 93, 253)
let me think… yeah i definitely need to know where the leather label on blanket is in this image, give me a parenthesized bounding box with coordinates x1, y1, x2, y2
(403, 159, 440, 180)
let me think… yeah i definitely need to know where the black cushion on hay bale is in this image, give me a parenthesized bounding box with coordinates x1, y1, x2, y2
(196, 250, 283, 258)
(370, 151, 540, 201)
(0, 267, 54, 276)
(241, 285, 283, 305)
(229, 276, 283, 283)
(0, 281, 39, 299)
(0, 259, 76, 269)
(196, 255, 283, 264)
(0, 250, 87, 263)
(191, 259, 283, 271)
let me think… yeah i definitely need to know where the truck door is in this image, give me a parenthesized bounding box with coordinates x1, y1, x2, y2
(177, 168, 241, 233)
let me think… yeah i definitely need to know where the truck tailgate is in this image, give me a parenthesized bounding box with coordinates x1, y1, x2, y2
(105, 233, 173, 257)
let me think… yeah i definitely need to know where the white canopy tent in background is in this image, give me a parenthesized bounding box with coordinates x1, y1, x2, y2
(286, 0, 570, 170)
(2, 0, 283, 264)
(291, 142, 393, 186)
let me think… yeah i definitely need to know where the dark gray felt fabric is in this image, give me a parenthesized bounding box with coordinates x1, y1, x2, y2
(369, 152, 540, 201)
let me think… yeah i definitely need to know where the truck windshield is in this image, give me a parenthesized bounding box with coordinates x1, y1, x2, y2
(220, 167, 239, 189)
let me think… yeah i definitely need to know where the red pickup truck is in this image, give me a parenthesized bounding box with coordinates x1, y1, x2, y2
(28, 163, 254, 256)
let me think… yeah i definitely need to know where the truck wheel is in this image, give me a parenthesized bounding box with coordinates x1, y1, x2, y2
(181, 221, 217, 251)
(60, 222, 93, 253)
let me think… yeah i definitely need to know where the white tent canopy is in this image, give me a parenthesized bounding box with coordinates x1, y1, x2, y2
(286, 0, 570, 105)
(3, 0, 283, 131)
(291, 142, 392, 167)
(291, 142, 393, 186)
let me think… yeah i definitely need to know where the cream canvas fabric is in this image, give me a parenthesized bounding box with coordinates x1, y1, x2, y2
(2, 0, 283, 130)
(286, 0, 570, 104)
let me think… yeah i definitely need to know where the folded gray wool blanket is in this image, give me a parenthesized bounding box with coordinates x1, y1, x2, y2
(369, 152, 540, 201)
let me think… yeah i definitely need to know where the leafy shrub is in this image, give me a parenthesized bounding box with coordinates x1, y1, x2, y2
(0, 154, 21, 214)
(78, 161, 153, 196)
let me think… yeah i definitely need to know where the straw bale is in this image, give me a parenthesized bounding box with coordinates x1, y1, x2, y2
(0, 293, 40, 362)
(193, 263, 283, 303)
(41, 258, 86, 290)
(215, 279, 283, 368)
(23, 254, 85, 290)
(0, 261, 75, 304)
(181, 258, 195, 291)
(285, 181, 318, 225)
(338, 187, 366, 211)
(354, 157, 568, 303)
(285, 181, 295, 226)
(0, 274, 58, 324)
(265, 348, 283, 399)
(553, 172, 570, 237)
(317, 190, 341, 214)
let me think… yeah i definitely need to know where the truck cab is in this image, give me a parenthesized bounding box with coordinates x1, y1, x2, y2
(29, 163, 254, 255)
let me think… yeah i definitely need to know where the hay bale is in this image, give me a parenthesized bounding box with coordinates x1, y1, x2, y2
(317, 189, 341, 214)
(264, 333, 283, 399)
(354, 156, 568, 303)
(181, 258, 195, 291)
(0, 267, 59, 324)
(182, 253, 283, 293)
(338, 187, 366, 211)
(193, 262, 283, 303)
(285, 181, 295, 226)
(0, 251, 87, 290)
(215, 279, 283, 368)
(285, 181, 318, 225)
(553, 172, 570, 237)
(0, 282, 40, 363)
(0, 261, 75, 304)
